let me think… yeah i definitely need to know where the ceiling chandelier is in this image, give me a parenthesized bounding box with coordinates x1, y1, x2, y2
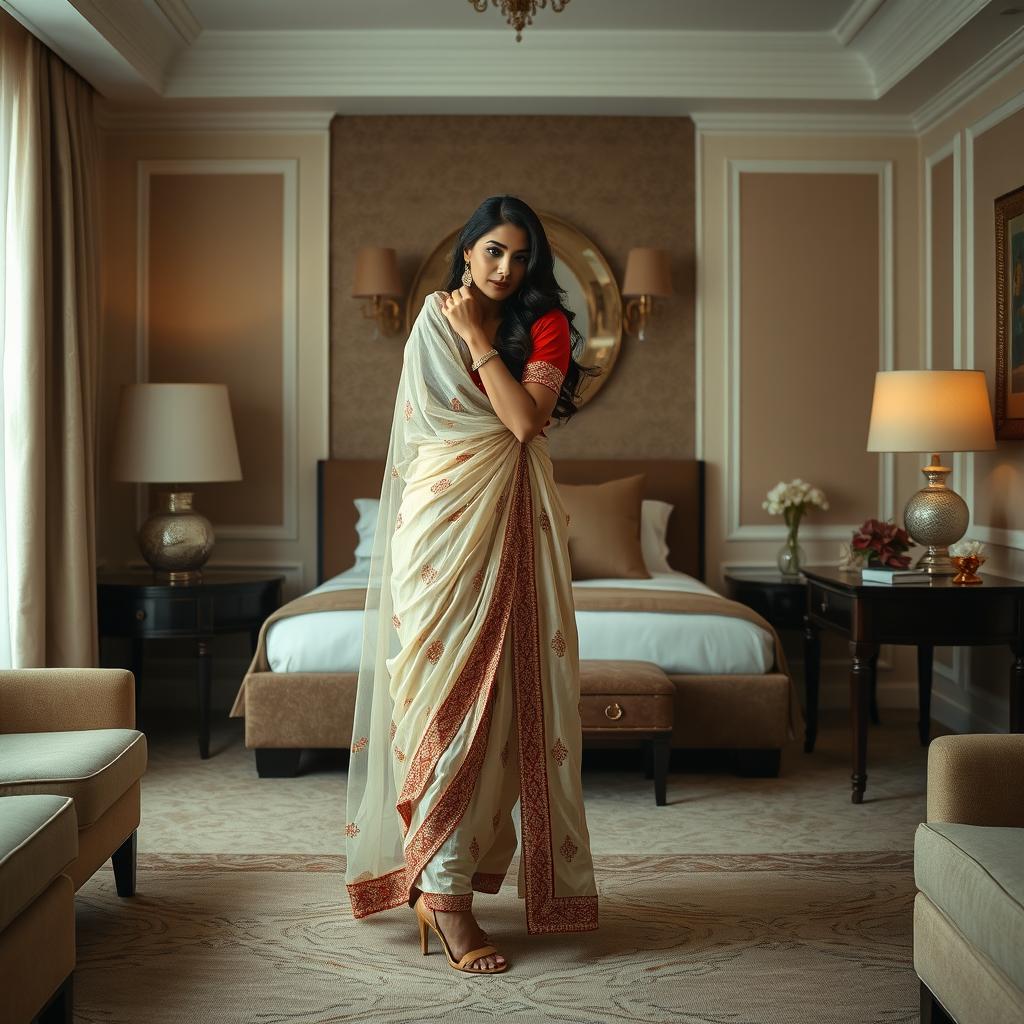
(468, 0, 571, 42)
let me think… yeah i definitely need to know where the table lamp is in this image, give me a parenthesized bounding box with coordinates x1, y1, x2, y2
(866, 370, 996, 574)
(111, 383, 242, 582)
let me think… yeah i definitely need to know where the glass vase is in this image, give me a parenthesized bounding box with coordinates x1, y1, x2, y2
(777, 533, 805, 578)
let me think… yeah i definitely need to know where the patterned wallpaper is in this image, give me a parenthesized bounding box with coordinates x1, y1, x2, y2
(329, 115, 695, 460)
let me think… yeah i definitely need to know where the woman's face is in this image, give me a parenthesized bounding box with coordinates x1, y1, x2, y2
(464, 222, 530, 304)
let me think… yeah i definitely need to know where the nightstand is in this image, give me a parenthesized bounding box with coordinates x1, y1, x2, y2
(97, 571, 283, 758)
(723, 571, 806, 630)
(724, 570, 823, 755)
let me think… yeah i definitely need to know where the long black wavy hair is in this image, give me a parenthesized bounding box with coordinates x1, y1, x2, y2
(442, 195, 601, 422)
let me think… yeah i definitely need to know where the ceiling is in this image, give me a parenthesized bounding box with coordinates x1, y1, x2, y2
(2, 0, 1023, 132)
(184, 0, 855, 34)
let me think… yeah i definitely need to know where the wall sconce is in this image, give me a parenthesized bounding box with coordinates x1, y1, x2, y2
(622, 247, 672, 341)
(352, 246, 403, 337)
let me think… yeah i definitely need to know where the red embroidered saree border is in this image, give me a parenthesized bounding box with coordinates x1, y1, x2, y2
(347, 867, 407, 919)
(396, 450, 530, 898)
(513, 459, 599, 936)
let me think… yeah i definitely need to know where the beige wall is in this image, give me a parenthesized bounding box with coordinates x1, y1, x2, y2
(918, 63, 1024, 731)
(147, 172, 285, 527)
(698, 131, 922, 711)
(329, 115, 696, 462)
(738, 171, 881, 527)
(97, 131, 328, 601)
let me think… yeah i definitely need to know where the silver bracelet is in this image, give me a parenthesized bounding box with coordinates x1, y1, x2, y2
(471, 348, 499, 371)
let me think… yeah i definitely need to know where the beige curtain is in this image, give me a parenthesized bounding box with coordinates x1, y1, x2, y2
(0, 11, 100, 667)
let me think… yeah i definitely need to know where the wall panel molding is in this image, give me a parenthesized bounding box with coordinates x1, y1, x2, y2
(724, 159, 895, 542)
(135, 158, 299, 542)
(923, 135, 962, 370)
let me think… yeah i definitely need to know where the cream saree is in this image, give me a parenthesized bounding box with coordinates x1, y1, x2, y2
(344, 292, 598, 935)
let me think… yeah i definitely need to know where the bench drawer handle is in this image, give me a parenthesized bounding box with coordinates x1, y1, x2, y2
(604, 702, 623, 721)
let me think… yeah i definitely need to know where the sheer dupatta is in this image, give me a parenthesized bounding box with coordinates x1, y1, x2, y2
(344, 292, 597, 935)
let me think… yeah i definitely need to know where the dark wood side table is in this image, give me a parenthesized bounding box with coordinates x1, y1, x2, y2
(97, 571, 283, 758)
(802, 565, 1024, 804)
(724, 571, 825, 751)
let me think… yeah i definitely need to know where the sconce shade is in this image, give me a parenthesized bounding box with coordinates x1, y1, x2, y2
(352, 246, 402, 297)
(111, 383, 243, 483)
(866, 370, 997, 453)
(622, 247, 672, 297)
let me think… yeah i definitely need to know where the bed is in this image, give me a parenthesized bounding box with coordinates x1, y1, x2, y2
(230, 458, 796, 777)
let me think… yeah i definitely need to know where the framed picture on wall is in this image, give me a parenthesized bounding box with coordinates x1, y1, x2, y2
(995, 183, 1024, 439)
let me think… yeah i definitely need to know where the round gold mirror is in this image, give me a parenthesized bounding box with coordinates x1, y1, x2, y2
(405, 212, 622, 408)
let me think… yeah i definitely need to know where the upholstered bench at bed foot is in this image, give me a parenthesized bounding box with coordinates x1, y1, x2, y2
(579, 660, 674, 806)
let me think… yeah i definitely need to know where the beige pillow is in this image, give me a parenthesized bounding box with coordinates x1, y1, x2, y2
(556, 474, 651, 581)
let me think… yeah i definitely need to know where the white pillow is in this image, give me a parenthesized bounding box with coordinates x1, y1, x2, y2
(350, 495, 674, 573)
(353, 497, 379, 560)
(640, 499, 674, 574)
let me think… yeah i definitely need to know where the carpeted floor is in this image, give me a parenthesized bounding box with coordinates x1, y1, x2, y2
(74, 710, 934, 1023)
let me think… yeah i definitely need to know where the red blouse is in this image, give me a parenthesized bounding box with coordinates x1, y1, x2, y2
(469, 310, 570, 431)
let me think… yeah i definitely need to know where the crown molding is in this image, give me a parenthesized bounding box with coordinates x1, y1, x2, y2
(164, 29, 871, 101)
(912, 26, 1024, 134)
(152, 0, 202, 46)
(854, 0, 990, 98)
(65, 0, 187, 92)
(834, 0, 886, 47)
(690, 110, 914, 136)
(96, 105, 334, 134)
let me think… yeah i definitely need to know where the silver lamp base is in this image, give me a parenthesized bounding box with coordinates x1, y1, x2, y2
(137, 491, 214, 583)
(903, 455, 969, 576)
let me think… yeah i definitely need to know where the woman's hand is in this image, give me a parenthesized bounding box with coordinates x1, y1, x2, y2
(438, 286, 483, 344)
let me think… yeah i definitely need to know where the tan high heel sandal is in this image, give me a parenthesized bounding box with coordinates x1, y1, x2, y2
(414, 896, 508, 974)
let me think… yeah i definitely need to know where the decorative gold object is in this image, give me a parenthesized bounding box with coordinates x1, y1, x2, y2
(111, 383, 242, 582)
(951, 554, 986, 585)
(352, 246, 403, 336)
(866, 371, 997, 575)
(468, 0, 571, 41)
(137, 491, 214, 583)
(622, 248, 673, 341)
(406, 211, 623, 408)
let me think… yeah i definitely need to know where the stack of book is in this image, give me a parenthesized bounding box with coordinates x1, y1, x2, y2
(860, 567, 931, 585)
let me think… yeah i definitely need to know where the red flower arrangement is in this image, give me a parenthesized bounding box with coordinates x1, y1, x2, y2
(847, 518, 915, 568)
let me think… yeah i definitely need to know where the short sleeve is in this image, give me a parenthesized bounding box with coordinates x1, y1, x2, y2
(522, 310, 570, 397)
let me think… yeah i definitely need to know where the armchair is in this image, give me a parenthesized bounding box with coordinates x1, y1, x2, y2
(914, 734, 1024, 1023)
(0, 668, 147, 894)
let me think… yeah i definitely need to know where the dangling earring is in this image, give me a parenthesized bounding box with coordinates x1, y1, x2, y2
(461, 260, 473, 287)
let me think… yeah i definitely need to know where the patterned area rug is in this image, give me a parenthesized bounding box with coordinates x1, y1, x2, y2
(73, 711, 931, 1023)
(76, 851, 915, 1024)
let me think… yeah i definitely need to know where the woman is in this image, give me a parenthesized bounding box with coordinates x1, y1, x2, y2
(344, 195, 600, 974)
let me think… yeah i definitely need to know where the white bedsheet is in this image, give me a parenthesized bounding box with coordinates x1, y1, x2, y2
(265, 565, 774, 676)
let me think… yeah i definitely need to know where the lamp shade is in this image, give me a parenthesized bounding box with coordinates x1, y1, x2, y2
(111, 383, 242, 483)
(866, 370, 997, 453)
(352, 246, 402, 297)
(622, 247, 672, 298)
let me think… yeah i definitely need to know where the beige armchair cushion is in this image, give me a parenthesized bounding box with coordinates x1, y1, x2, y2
(915, 821, 1024, 993)
(0, 668, 135, 733)
(926, 733, 1024, 827)
(0, 794, 77, 932)
(0, 730, 146, 827)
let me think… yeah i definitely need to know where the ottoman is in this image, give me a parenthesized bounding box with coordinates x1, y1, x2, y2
(0, 794, 78, 1024)
(579, 660, 675, 805)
